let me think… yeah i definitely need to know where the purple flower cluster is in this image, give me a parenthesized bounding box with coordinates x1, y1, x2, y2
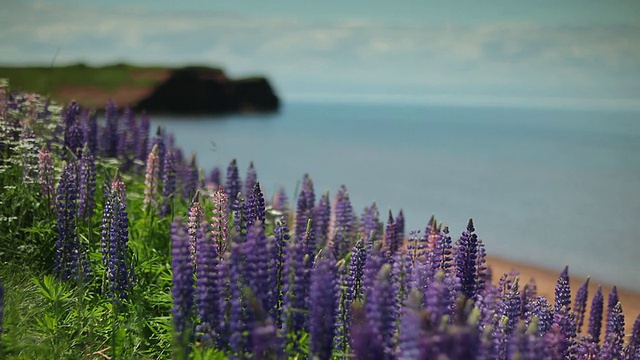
(172, 179, 640, 359)
(171, 218, 194, 347)
(37, 145, 55, 205)
(100, 172, 133, 300)
(143, 144, 161, 211)
(7, 92, 640, 360)
(54, 161, 90, 281)
(77, 144, 96, 220)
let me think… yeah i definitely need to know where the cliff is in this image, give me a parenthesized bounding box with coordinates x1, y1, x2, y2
(0, 64, 280, 114)
(135, 67, 279, 114)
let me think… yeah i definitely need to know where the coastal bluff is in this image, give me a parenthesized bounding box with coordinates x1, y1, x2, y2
(0, 64, 280, 114)
(135, 67, 279, 114)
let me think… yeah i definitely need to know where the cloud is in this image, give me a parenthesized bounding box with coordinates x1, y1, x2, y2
(2, 1, 640, 104)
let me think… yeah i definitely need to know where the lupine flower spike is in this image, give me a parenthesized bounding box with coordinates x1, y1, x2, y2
(171, 218, 194, 352)
(38, 145, 55, 207)
(143, 144, 160, 212)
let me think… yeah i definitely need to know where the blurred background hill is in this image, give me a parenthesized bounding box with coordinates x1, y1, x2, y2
(0, 63, 279, 113)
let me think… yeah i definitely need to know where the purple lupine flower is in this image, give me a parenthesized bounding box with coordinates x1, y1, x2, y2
(522, 278, 538, 307)
(431, 225, 454, 276)
(425, 271, 455, 328)
(362, 245, 386, 301)
(507, 321, 541, 360)
(101, 100, 119, 157)
(394, 209, 405, 244)
(271, 187, 289, 219)
(100, 186, 114, 268)
(208, 166, 221, 188)
(38, 145, 55, 205)
(143, 144, 160, 212)
(225, 159, 242, 211)
(605, 286, 619, 339)
(228, 242, 250, 357)
(295, 173, 315, 240)
(182, 153, 199, 201)
(272, 220, 289, 327)
(215, 252, 231, 350)
(244, 161, 258, 198)
(232, 192, 247, 238)
(244, 182, 266, 231)
(475, 283, 500, 334)
(588, 286, 604, 343)
(554, 265, 571, 314)
(54, 161, 88, 281)
(454, 218, 481, 300)
(77, 144, 96, 220)
(135, 112, 150, 165)
(365, 263, 397, 359)
(543, 324, 567, 360)
(330, 185, 354, 260)
(173, 148, 184, 165)
(476, 239, 488, 294)
(626, 313, 640, 360)
(575, 337, 600, 359)
(491, 315, 510, 360)
(211, 188, 230, 257)
(171, 218, 194, 347)
(62, 101, 80, 152)
(405, 231, 426, 265)
(350, 302, 384, 359)
(160, 150, 176, 217)
(195, 215, 219, 345)
(281, 238, 311, 344)
(525, 296, 554, 335)
(66, 119, 84, 158)
(264, 230, 282, 324)
(391, 253, 411, 330)
(600, 302, 625, 360)
(150, 127, 166, 180)
(359, 202, 382, 249)
(384, 210, 399, 256)
(244, 222, 271, 312)
(573, 277, 590, 334)
(347, 239, 367, 304)
(497, 278, 522, 335)
(314, 191, 331, 250)
(336, 240, 366, 353)
(553, 310, 576, 358)
(84, 111, 98, 155)
(397, 290, 423, 360)
(120, 107, 138, 160)
(100, 172, 133, 300)
(251, 315, 280, 359)
(187, 201, 204, 265)
(309, 255, 338, 360)
(302, 219, 317, 263)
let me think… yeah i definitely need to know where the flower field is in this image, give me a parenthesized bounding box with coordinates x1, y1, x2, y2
(0, 79, 639, 359)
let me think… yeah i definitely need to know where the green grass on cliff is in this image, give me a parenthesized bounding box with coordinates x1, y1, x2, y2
(0, 63, 168, 94)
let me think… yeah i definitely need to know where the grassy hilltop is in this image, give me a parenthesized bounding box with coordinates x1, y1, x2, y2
(0, 63, 168, 108)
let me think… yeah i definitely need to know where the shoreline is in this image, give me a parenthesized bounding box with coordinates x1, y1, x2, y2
(486, 255, 640, 336)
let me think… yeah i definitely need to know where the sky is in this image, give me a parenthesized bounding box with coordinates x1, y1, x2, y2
(2, 0, 640, 108)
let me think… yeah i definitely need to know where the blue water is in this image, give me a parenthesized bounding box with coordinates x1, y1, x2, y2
(151, 101, 640, 291)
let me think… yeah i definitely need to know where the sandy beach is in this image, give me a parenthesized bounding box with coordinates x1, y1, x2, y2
(486, 255, 640, 337)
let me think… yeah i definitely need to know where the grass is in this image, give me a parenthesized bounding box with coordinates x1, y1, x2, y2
(0, 63, 168, 93)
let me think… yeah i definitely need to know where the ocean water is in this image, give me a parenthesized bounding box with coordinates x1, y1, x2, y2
(151, 101, 640, 291)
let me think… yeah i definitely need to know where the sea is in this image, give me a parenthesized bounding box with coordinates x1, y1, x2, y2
(151, 100, 640, 292)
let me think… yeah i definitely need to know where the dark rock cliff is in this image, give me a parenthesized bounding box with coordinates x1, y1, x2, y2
(134, 67, 280, 114)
